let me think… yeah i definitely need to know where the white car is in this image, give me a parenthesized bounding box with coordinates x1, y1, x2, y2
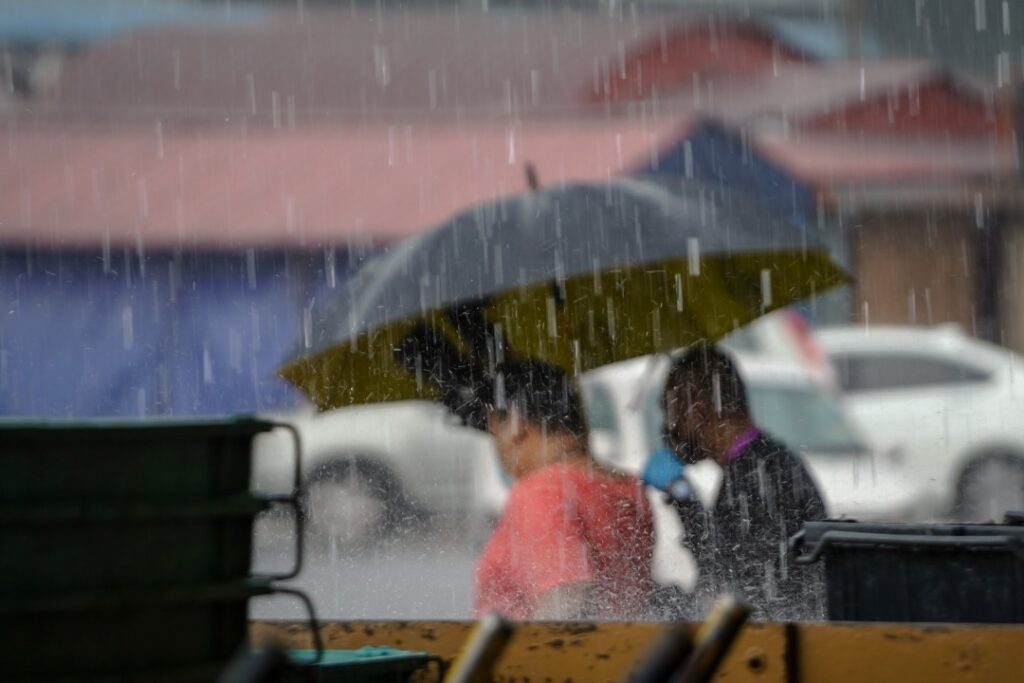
(252, 401, 508, 545)
(817, 324, 1024, 521)
(719, 309, 837, 388)
(579, 352, 870, 588)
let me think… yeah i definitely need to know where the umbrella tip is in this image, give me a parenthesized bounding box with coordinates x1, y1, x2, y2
(524, 162, 540, 192)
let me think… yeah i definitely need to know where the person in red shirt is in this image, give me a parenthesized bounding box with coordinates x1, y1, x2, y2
(473, 359, 655, 620)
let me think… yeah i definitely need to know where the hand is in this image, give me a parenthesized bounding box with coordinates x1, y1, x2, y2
(643, 445, 685, 492)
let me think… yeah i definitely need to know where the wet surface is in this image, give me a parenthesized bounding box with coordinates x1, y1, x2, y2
(250, 516, 481, 620)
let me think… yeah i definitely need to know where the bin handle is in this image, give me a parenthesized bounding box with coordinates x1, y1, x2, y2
(257, 585, 324, 665)
(253, 422, 305, 582)
(794, 530, 1024, 564)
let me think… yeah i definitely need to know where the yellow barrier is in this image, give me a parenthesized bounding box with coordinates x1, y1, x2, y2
(251, 620, 1024, 683)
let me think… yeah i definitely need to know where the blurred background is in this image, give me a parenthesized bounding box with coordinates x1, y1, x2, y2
(2, 0, 1023, 620)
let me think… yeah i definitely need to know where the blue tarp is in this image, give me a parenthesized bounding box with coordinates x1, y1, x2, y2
(0, 247, 342, 417)
(648, 120, 817, 229)
(0, 0, 264, 46)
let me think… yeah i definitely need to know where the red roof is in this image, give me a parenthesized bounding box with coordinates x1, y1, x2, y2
(710, 61, 1011, 138)
(0, 120, 683, 248)
(753, 131, 1017, 186)
(586, 20, 808, 104)
(713, 62, 932, 122)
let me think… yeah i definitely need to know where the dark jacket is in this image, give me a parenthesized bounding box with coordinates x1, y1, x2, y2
(670, 434, 826, 621)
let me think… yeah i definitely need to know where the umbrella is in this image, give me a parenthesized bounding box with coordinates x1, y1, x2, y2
(281, 176, 848, 421)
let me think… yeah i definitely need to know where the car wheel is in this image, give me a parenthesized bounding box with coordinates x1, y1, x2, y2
(302, 457, 411, 547)
(954, 454, 1024, 522)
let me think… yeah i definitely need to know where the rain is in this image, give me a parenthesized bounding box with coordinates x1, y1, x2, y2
(3, 0, 1024, 679)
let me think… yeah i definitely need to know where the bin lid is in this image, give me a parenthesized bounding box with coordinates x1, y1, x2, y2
(801, 519, 1024, 542)
(0, 415, 276, 437)
(793, 519, 1024, 564)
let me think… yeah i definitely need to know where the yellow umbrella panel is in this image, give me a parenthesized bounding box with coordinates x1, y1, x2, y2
(280, 249, 848, 411)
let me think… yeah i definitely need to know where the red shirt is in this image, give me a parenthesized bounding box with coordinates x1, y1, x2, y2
(474, 462, 655, 620)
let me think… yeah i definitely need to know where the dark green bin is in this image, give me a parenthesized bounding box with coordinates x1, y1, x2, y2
(0, 580, 275, 679)
(0, 495, 270, 595)
(0, 417, 275, 502)
(793, 519, 1024, 623)
(0, 418, 293, 680)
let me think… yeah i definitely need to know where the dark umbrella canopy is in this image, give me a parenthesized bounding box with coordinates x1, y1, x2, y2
(281, 176, 848, 416)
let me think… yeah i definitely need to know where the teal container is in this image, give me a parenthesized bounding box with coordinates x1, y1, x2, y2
(0, 417, 275, 502)
(286, 647, 441, 683)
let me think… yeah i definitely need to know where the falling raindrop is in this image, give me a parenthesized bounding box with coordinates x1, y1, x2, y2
(122, 304, 134, 350)
(997, 51, 1010, 85)
(428, 69, 439, 109)
(711, 371, 722, 415)
(373, 44, 391, 88)
(102, 232, 112, 274)
(687, 237, 701, 276)
(303, 305, 314, 349)
(246, 249, 257, 290)
(606, 298, 617, 341)
(760, 269, 772, 310)
(326, 247, 337, 289)
(202, 343, 214, 385)
(506, 127, 517, 164)
(155, 120, 164, 159)
(246, 72, 256, 115)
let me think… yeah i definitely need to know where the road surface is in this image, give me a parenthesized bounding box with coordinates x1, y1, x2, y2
(249, 515, 481, 620)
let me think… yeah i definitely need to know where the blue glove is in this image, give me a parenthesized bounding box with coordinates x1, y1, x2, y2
(643, 445, 686, 492)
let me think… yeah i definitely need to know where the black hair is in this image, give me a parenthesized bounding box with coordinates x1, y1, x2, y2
(395, 320, 586, 435)
(663, 341, 749, 419)
(491, 359, 588, 438)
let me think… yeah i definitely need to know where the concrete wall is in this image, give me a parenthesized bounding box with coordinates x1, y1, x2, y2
(999, 217, 1024, 353)
(852, 210, 976, 330)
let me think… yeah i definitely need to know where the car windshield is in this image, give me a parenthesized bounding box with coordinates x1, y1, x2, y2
(745, 383, 866, 454)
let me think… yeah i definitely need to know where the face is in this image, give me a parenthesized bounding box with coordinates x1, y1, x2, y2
(487, 409, 532, 479)
(664, 377, 714, 464)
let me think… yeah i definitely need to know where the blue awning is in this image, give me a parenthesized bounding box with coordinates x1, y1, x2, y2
(0, 248, 338, 417)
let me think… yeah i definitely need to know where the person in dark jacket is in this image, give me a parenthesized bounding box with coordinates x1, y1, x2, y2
(644, 342, 826, 620)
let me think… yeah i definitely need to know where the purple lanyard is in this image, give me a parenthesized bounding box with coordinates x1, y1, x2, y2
(726, 426, 761, 463)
